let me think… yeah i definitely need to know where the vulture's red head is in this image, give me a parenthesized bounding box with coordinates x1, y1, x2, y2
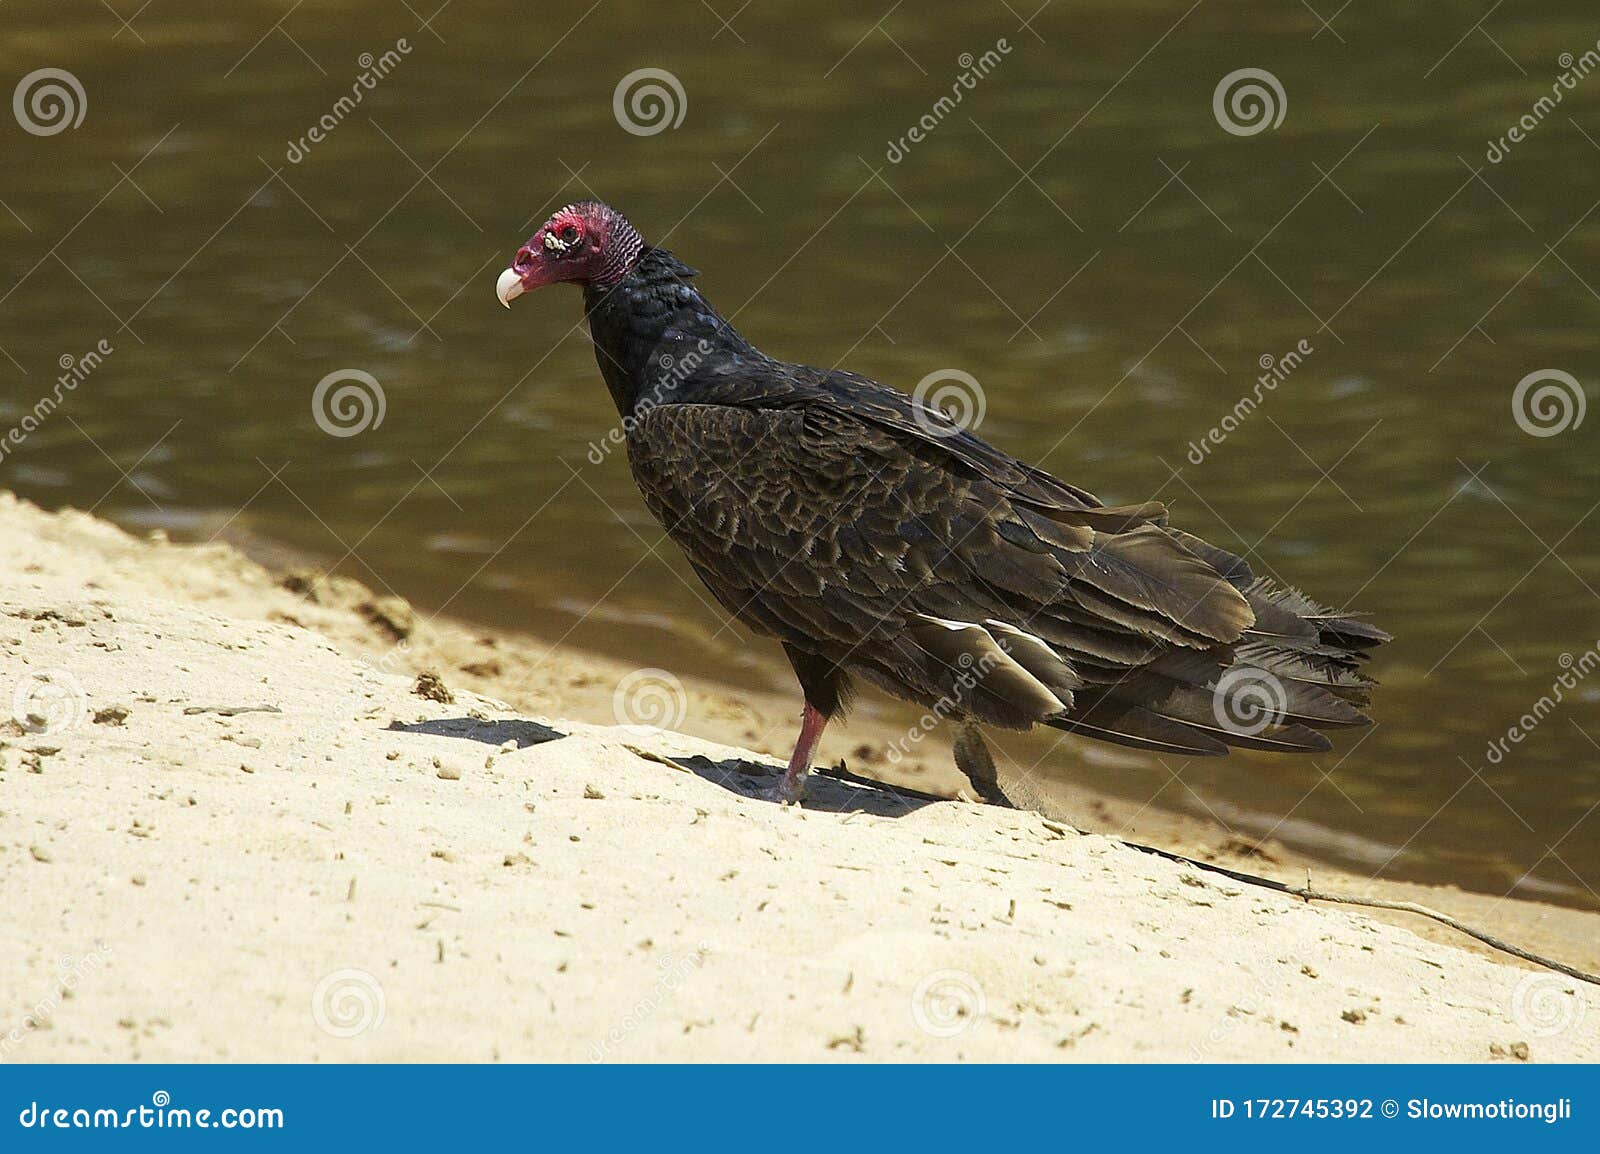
(496, 200, 645, 306)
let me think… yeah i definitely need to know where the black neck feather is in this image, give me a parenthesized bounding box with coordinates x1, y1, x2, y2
(583, 247, 754, 418)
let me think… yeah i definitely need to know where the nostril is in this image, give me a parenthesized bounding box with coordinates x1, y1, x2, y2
(513, 248, 533, 271)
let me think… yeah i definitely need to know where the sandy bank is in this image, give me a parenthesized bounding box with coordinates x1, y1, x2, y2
(0, 492, 1594, 1061)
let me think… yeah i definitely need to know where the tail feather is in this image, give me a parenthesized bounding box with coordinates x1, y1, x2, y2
(1243, 578, 1393, 646)
(1048, 702, 1228, 756)
(1046, 695, 1334, 756)
(1039, 562, 1387, 757)
(1231, 641, 1375, 705)
(883, 519, 1388, 763)
(1093, 661, 1369, 732)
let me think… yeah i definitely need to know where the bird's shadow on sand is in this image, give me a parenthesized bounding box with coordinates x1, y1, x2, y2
(670, 754, 941, 817)
(386, 717, 939, 817)
(388, 716, 566, 748)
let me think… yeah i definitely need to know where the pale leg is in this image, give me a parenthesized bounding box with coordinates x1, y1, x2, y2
(774, 701, 828, 805)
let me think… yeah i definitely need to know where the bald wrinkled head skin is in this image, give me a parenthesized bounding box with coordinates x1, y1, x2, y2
(496, 200, 645, 306)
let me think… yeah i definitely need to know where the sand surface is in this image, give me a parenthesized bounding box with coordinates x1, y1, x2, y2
(1, 492, 1595, 1062)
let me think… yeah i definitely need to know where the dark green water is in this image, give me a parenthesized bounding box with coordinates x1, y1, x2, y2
(1, 1, 1597, 905)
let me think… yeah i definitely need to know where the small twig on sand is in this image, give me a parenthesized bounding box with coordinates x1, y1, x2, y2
(1126, 840, 1600, 988)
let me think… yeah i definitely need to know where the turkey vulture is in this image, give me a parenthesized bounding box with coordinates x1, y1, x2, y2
(496, 201, 1388, 806)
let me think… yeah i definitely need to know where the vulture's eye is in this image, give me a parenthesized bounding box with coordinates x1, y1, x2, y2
(559, 225, 580, 244)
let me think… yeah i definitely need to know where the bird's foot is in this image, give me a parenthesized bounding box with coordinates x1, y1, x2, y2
(771, 764, 809, 806)
(953, 720, 1016, 809)
(970, 781, 1017, 808)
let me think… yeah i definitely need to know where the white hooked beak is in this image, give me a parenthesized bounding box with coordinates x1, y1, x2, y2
(495, 267, 526, 309)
